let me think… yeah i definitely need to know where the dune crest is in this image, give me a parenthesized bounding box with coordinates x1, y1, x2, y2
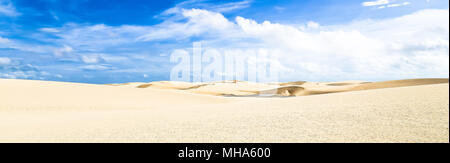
(351, 79, 449, 91)
(131, 78, 449, 97)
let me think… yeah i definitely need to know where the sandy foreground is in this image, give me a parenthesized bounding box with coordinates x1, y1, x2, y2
(0, 78, 448, 143)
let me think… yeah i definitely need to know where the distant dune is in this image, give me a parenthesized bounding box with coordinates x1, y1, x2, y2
(351, 78, 449, 91)
(0, 78, 448, 143)
(132, 78, 449, 97)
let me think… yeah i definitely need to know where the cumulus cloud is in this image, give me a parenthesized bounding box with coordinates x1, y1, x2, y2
(239, 9, 448, 80)
(40, 7, 432, 81)
(139, 9, 236, 41)
(3, 6, 447, 81)
(142, 8, 448, 81)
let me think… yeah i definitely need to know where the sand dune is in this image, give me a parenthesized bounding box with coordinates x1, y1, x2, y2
(0, 78, 448, 143)
(133, 78, 449, 97)
(351, 78, 449, 91)
(0, 79, 229, 110)
(136, 80, 279, 96)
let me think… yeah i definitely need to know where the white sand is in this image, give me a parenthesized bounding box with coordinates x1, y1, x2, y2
(0, 78, 448, 143)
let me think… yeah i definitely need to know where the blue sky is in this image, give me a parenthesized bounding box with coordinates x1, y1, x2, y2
(0, 0, 449, 83)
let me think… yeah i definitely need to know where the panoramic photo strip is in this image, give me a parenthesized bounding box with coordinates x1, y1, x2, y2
(0, 0, 449, 159)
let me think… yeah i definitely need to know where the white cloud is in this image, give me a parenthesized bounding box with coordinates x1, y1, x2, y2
(139, 9, 236, 41)
(0, 0, 20, 17)
(0, 60, 44, 79)
(0, 36, 9, 43)
(142, 8, 448, 81)
(386, 2, 411, 8)
(0, 36, 56, 54)
(81, 54, 105, 64)
(209, 0, 252, 13)
(54, 74, 63, 78)
(40, 28, 60, 33)
(81, 64, 114, 71)
(0, 57, 11, 66)
(362, 0, 390, 6)
(363, 0, 411, 9)
(160, 0, 252, 16)
(7, 7, 447, 81)
(46, 24, 150, 51)
(235, 9, 448, 80)
(306, 21, 320, 29)
(53, 45, 73, 57)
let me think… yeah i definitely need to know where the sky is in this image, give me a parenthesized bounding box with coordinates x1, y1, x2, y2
(0, 0, 449, 83)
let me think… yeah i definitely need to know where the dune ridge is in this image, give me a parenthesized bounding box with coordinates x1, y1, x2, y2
(131, 78, 449, 97)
